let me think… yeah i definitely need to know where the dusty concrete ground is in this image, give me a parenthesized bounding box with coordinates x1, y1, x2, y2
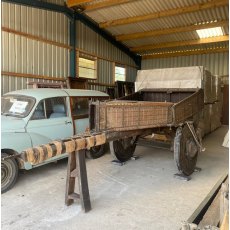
(2, 126, 228, 230)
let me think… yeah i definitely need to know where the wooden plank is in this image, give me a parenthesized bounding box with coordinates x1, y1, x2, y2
(100, 0, 228, 28)
(76, 150, 91, 212)
(116, 20, 229, 41)
(220, 212, 229, 230)
(220, 180, 229, 223)
(67, 0, 94, 7)
(70, 169, 78, 177)
(198, 191, 221, 227)
(68, 193, 80, 200)
(85, 0, 134, 12)
(2, 71, 66, 82)
(2, 27, 72, 50)
(142, 47, 229, 59)
(187, 172, 228, 224)
(65, 152, 78, 206)
(131, 35, 229, 52)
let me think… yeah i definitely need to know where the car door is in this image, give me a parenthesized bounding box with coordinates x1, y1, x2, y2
(70, 97, 89, 134)
(26, 96, 74, 147)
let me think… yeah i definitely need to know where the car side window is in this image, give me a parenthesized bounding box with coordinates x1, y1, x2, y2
(31, 97, 67, 120)
(48, 97, 67, 119)
(31, 101, 45, 120)
(71, 97, 89, 118)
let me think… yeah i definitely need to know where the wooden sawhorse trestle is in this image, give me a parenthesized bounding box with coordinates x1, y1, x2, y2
(65, 150, 91, 212)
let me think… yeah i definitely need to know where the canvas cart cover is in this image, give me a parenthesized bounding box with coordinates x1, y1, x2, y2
(135, 66, 204, 91)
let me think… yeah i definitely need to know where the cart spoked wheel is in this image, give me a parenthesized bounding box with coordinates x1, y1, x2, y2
(86, 144, 106, 159)
(110, 137, 137, 162)
(1, 153, 19, 193)
(174, 125, 200, 176)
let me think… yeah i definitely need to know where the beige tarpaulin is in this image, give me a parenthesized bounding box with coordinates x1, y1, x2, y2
(135, 66, 204, 91)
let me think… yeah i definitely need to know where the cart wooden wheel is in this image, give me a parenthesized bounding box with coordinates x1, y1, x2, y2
(174, 125, 200, 176)
(109, 137, 137, 162)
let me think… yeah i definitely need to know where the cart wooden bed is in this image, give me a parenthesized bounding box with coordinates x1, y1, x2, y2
(90, 88, 204, 176)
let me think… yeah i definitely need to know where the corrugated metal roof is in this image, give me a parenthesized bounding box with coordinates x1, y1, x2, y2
(85, 0, 207, 23)
(122, 25, 229, 48)
(82, 0, 229, 55)
(103, 7, 229, 36)
(85, 0, 227, 23)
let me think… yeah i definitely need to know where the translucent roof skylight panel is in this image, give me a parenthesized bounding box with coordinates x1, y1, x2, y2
(196, 27, 224, 38)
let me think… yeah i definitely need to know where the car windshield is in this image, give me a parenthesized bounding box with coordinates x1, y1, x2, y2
(1, 94, 35, 118)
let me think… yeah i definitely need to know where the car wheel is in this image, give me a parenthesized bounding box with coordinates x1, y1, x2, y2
(86, 144, 106, 159)
(110, 137, 137, 162)
(1, 153, 19, 193)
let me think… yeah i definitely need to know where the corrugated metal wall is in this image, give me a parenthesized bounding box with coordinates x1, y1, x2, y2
(1, 2, 70, 95)
(76, 21, 137, 91)
(76, 21, 136, 66)
(142, 52, 229, 77)
(1, 2, 138, 94)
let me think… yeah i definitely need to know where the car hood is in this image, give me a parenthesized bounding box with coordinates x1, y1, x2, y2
(1, 115, 26, 132)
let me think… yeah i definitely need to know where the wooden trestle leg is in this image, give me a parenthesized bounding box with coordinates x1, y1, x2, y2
(65, 149, 91, 212)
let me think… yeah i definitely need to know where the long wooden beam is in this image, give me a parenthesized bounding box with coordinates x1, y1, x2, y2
(100, 0, 228, 28)
(2, 71, 66, 81)
(67, 0, 95, 8)
(116, 20, 229, 41)
(142, 47, 229, 59)
(2, 27, 72, 50)
(131, 35, 229, 52)
(84, 0, 134, 11)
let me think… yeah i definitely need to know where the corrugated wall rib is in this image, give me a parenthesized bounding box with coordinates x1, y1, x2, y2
(2, 31, 69, 76)
(1, 2, 70, 94)
(76, 21, 137, 91)
(142, 52, 229, 76)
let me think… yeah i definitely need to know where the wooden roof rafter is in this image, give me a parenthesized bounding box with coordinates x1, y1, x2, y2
(116, 20, 229, 41)
(131, 35, 229, 52)
(142, 47, 229, 59)
(99, 0, 228, 28)
(66, 0, 95, 8)
(84, 0, 137, 12)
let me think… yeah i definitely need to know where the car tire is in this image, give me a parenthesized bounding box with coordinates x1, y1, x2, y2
(86, 144, 106, 159)
(109, 137, 137, 162)
(1, 153, 19, 193)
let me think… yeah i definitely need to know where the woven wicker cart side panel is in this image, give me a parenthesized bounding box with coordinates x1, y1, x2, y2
(95, 101, 173, 132)
(173, 89, 204, 124)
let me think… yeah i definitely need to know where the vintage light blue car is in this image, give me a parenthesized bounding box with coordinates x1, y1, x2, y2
(1, 88, 109, 193)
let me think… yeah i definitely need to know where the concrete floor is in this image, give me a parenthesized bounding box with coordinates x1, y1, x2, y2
(2, 126, 228, 230)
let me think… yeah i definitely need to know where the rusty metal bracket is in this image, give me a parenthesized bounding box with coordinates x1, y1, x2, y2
(1, 153, 21, 160)
(185, 121, 205, 152)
